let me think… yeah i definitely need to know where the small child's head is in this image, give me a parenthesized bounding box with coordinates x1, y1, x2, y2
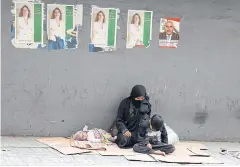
(73, 131, 88, 141)
(150, 114, 164, 131)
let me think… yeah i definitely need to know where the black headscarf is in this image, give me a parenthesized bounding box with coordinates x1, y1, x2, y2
(130, 85, 149, 108)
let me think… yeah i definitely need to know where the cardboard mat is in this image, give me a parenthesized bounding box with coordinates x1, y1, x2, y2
(36, 137, 140, 156)
(150, 154, 222, 164)
(175, 141, 208, 150)
(36, 138, 222, 164)
(188, 147, 210, 157)
(124, 142, 222, 164)
(98, 144, 141, 156)
(36, 137, 91, 155)
(125, 154, 157, 162)
(150, 142, 222, 164)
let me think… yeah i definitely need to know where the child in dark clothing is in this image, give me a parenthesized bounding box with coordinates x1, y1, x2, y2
(148, 114, 168, 144)
(133, 114, 175, 155)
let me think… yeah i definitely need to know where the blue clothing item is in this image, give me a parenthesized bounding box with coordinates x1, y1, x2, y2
(11, 24, 15, 40)
(89, 44, 95, 52)
(48, 36, 64, 50)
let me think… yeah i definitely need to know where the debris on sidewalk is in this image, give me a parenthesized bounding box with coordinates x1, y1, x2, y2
(220, 148, 240, 159)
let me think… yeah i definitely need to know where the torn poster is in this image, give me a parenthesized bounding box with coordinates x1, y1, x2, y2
(89, 7, 118, 52)
(126, 10, 153, 49)
(11, 1, 45, 48)
(159, 18, 180, 48)
(47, 4, 82, 50)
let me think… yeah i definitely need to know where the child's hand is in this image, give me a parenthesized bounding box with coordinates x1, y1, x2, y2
(147, 143, 152, 149)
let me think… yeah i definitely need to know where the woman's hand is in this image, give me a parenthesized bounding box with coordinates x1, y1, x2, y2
(123, 131, 132, 137)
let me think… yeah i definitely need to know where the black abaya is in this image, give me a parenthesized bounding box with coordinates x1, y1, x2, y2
(115, 85, 151, 148)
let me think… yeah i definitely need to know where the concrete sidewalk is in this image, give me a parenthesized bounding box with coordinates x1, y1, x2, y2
(1, 136, 240, 166)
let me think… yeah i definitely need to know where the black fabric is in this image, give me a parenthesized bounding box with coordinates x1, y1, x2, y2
(133, 142, 152, 154)
(133, 142, 175, 154)
(108, 120, 118, 137)
(151, 142, 175, 154)
(116, 131, 138, 148)
(137, 113, 150, 143)
(115, 100, 151, 148)
(115, 96, 151, 134)
(93, 47, 103, 52)
(160, 125, 168, 144)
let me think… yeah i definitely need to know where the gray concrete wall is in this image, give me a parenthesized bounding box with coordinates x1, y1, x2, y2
(1, 0, 240, 141)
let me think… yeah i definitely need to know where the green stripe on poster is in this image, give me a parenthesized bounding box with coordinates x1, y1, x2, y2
(34, 4, 42, 43)
(107, 9, 117, 47)
(65, 6, 74, 40)
(143, 11, 152, 47)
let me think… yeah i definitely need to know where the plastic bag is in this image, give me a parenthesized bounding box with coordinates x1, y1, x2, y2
(83, 125, 88, 131)
(164, 123, 179, 145)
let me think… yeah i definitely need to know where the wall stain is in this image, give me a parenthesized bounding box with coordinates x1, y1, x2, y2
(210, 16, 232, 20)
(226, 97, 239, 111)
(234, 107, 240, 120)
(23, 84, 46, 105)
(193, 103, 209, 125)
(33, 85, 45, 104)
(61, 85, 79, 107)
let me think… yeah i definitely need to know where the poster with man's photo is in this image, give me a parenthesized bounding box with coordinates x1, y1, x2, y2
(126, 10, 153, 49)
(159, 18, 180, 48)
(47, 4, 82, 50)
(89, 7, 118, 52)
(11, 1, 44, 48)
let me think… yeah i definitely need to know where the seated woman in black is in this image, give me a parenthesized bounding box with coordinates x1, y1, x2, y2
(115, 85, 151, 148)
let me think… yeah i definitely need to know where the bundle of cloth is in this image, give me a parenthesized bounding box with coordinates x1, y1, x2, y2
(72, 125, 117, 144)
(71, 126, 117, 150)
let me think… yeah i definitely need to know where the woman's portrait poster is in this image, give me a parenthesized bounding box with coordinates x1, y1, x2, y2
(14, 2, 43, 45)
(47, 4, 78, 50)
(126, 10, 153, 49)
(159, 18, 180, 48)
(89, 7, 118, 52)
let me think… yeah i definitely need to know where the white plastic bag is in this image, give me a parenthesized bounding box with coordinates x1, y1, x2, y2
(164, 123, 179, 145)
(82, 125, 88, 131)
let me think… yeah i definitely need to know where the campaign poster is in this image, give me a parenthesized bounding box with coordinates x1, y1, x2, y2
(47, 4, 82, 50)
(159, 18, 180, 48)
(12, 1, 44, 48)
(89, 7, 118, 52)
(126, 10, 153, 49)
